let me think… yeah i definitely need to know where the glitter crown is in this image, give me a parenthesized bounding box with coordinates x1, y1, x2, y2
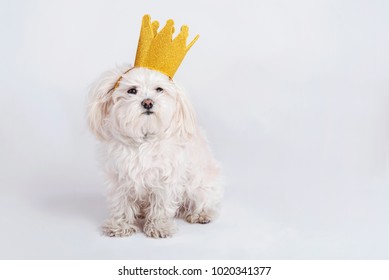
(134, 14, 199, 78)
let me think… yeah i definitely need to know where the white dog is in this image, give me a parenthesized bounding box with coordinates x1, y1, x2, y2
(88, 66, 222, 238)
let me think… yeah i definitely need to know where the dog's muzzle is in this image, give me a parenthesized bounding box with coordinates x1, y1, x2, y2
(142, 99, 154, 110)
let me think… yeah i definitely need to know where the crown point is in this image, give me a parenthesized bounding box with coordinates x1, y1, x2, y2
(166, 19, 174, 25)
(142, 14, 151, 22)
(151, 20, 159, 35)
(187, 34, 199, 50)
(180, 25, 189, 34)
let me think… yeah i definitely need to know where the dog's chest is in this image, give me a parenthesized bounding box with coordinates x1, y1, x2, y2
(113, 141, 186, 186)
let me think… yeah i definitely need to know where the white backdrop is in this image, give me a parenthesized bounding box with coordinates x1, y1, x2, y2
(1, 0, 388, 259)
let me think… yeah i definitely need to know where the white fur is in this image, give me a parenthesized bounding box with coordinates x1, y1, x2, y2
(88, 67, 222, 238)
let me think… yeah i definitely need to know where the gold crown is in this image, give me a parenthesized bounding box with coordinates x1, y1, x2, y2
(134, 14, 199, 78)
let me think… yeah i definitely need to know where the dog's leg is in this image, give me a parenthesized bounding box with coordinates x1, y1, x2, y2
(143, 192, 178, 238)
(102, 183, 139, 237)
(185, 208, 216, 224)
(184, 186, 221, 224)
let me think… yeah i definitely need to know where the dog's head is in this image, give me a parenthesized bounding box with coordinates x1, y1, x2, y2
(88, 67, 196, 143)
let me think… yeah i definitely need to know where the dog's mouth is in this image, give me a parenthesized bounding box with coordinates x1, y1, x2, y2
(142, 111, 154, 115)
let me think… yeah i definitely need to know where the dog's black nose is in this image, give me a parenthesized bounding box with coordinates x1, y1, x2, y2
(141, 99, 153, 110)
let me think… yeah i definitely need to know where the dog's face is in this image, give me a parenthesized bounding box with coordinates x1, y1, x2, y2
(111, 68, 178, 140)
(88, 67, 196, 143)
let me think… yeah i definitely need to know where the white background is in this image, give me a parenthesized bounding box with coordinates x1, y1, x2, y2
(1, 0, 388, 259)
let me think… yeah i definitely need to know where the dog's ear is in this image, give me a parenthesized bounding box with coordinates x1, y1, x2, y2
(172, 86, 197, 140)
(87, 69, 121, 141)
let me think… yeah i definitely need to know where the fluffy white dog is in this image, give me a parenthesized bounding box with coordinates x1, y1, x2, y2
(88, 66, 222, 238)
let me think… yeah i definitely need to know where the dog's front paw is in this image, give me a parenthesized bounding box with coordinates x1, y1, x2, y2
(144, 219, 176, 238)
(102, 220, 138, 237)
(186, 211, 212, 224)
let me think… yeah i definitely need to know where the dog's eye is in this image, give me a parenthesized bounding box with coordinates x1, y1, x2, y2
(127, 87, 137, 95)
(155, 87, 164, 93)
